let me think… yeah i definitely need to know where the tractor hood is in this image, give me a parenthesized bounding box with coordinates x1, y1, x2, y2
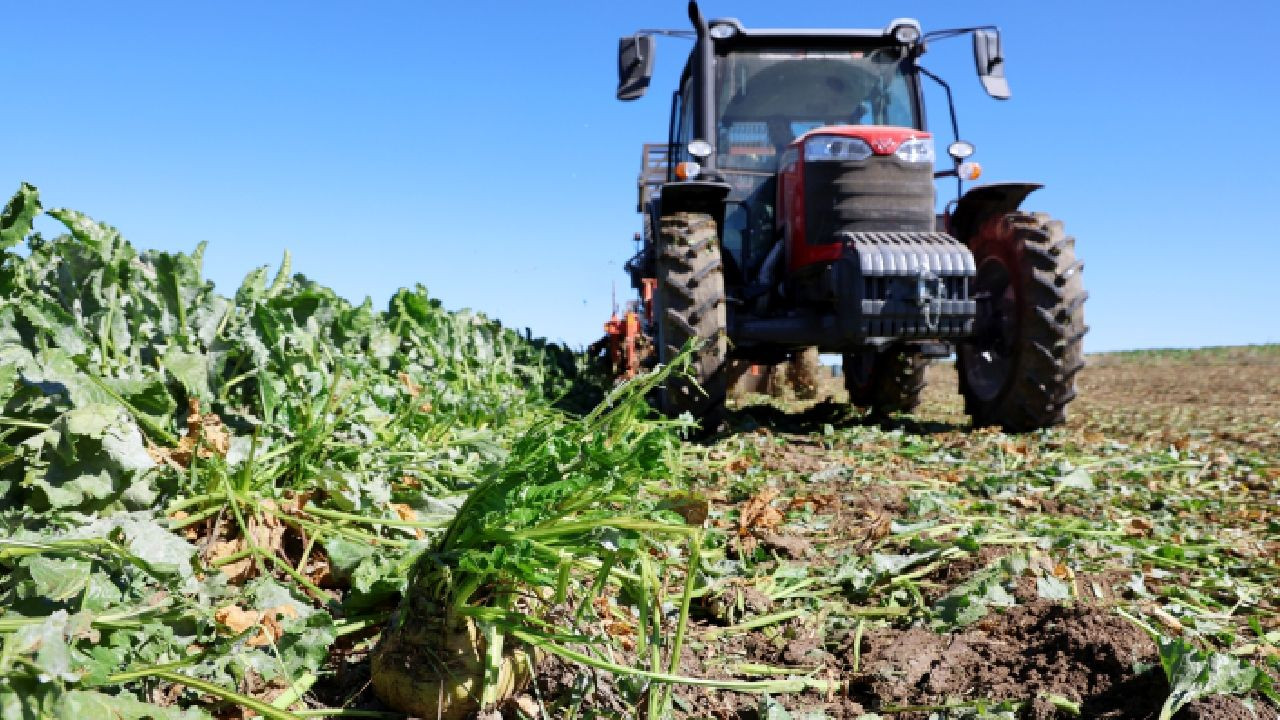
(791, 126, 933, 158)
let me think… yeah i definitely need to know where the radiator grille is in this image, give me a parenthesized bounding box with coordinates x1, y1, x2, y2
(804, 157, 935, 242)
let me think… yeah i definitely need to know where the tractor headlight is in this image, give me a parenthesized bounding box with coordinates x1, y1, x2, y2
(803, 136, 873, 162)
(708, 23, 738, 39)
(894, 136, 935, 164)
(893, 24, 921, 44)
(687, 139, 713, 159)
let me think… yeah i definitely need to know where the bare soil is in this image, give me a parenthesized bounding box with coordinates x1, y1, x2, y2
(921, 346, 1280, 455)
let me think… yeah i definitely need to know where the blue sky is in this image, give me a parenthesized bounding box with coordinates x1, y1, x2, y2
(5, 1, 1277, 352)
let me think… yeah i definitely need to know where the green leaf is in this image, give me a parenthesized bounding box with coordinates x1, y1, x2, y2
(72, 514, 197, 588)
(932, 560, 1018, 630)
(21, 404, 157, 510)
(1157, 636, 1274, 720)
(275, 613, 336, 675)
(22, 348, 112, 408)
(58, 690, 210, 720)
(102, 377, 178, 437)
(12, 610, 76, 683)
(24, 556, 92, 602)
(870, 551, 937, 576)
(81, 571, 125, 612)
(246, 577, 314, 620)
(31, 471, 115, 510)
(0, 676, 55, 718)
(759, 695, 794, 720)
(161, 347, 211, 402)
(320, 536, 374, 579)
(267, 250, 292, 298)
(46, 207, 122, 253)
(1052, 467, 1094, 495)
(1036, 575, 1073, 601)
(0, 182, 41, 251)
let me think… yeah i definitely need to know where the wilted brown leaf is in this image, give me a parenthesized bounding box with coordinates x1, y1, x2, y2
(1144, 603, 1184, 635)
(1000, 440, 1025, 457)
(209, 539, 253, 583)
(760, 532, 810, 559)
(513, 695, 541, 719)
(170, 510, 199, 541)
(398, 372, 421, 397)
(153, 399, 232, 468)
(1125, 516, 1154, 537)
(390, 502, 424, 539)
(248, 504, 286, 555)
(739, 488, 785, 536)
(666, 493, 710, 526)
(214, 604, 299, 647)
(788, 493, 838, 513)
(306, 552, 335, 588)
(605, 620, 634, 637)
(280, 491, 314, 515)
(850, 509, 892, 552)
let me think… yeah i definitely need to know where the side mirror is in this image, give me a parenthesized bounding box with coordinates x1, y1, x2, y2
(617, 34, 655, 101)
(972, 29, 1010, 100)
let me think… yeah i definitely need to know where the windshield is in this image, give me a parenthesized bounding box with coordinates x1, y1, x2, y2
(715, 48, 916, 171)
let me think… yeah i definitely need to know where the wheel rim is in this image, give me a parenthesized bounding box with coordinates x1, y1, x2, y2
(962, 258, 1017, 402)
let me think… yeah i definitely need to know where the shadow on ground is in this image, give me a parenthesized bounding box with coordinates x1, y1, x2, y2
(723, 399, 968, 437)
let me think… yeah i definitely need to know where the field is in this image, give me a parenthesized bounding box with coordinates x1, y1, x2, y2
(643, 349, 1279, 719)
(1, 186, 1277, 720)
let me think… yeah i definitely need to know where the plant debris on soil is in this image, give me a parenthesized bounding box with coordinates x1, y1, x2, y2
(655, 355, 1279, 719)
(1, 182, 1277, 720)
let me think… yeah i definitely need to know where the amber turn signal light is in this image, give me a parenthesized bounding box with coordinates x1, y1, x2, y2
(674, 161, 701, 180)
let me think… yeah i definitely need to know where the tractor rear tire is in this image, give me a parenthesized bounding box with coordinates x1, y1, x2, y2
(655, 212, 728, 422)
(958, 212, 1087, 431)
(843, 347, 930, 416)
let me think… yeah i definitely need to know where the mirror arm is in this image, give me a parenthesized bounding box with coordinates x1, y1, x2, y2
(922, 25, 999, 44)
(687, 2, 716, 171)
(916, 65, 960, 143)
(917, 65, 965, 199)
(636, 29, 696, 40)
(668, 90, 680, 182)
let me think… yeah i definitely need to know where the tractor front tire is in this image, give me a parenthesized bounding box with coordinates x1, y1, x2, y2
(655, 212, 728, 422)
(843, 347, 930, 416)
(958, 212, 1087, 431)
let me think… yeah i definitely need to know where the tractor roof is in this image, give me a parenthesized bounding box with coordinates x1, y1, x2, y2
(706, 16, 921, 43)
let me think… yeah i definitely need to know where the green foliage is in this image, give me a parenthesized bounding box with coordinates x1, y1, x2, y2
(1157, 637, 1279, 720)
(429, 371, 686, 608)
(0, 182, 631, 716)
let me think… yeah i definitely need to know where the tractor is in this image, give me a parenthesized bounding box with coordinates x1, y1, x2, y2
(604, 2, 1087, 431)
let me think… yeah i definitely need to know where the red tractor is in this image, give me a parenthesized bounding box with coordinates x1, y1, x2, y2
(606, 2, 1086, 430)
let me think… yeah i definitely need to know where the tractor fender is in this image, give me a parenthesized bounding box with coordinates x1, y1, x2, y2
(657, 180, 732, 223)
(947, 182, 1043, 244)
